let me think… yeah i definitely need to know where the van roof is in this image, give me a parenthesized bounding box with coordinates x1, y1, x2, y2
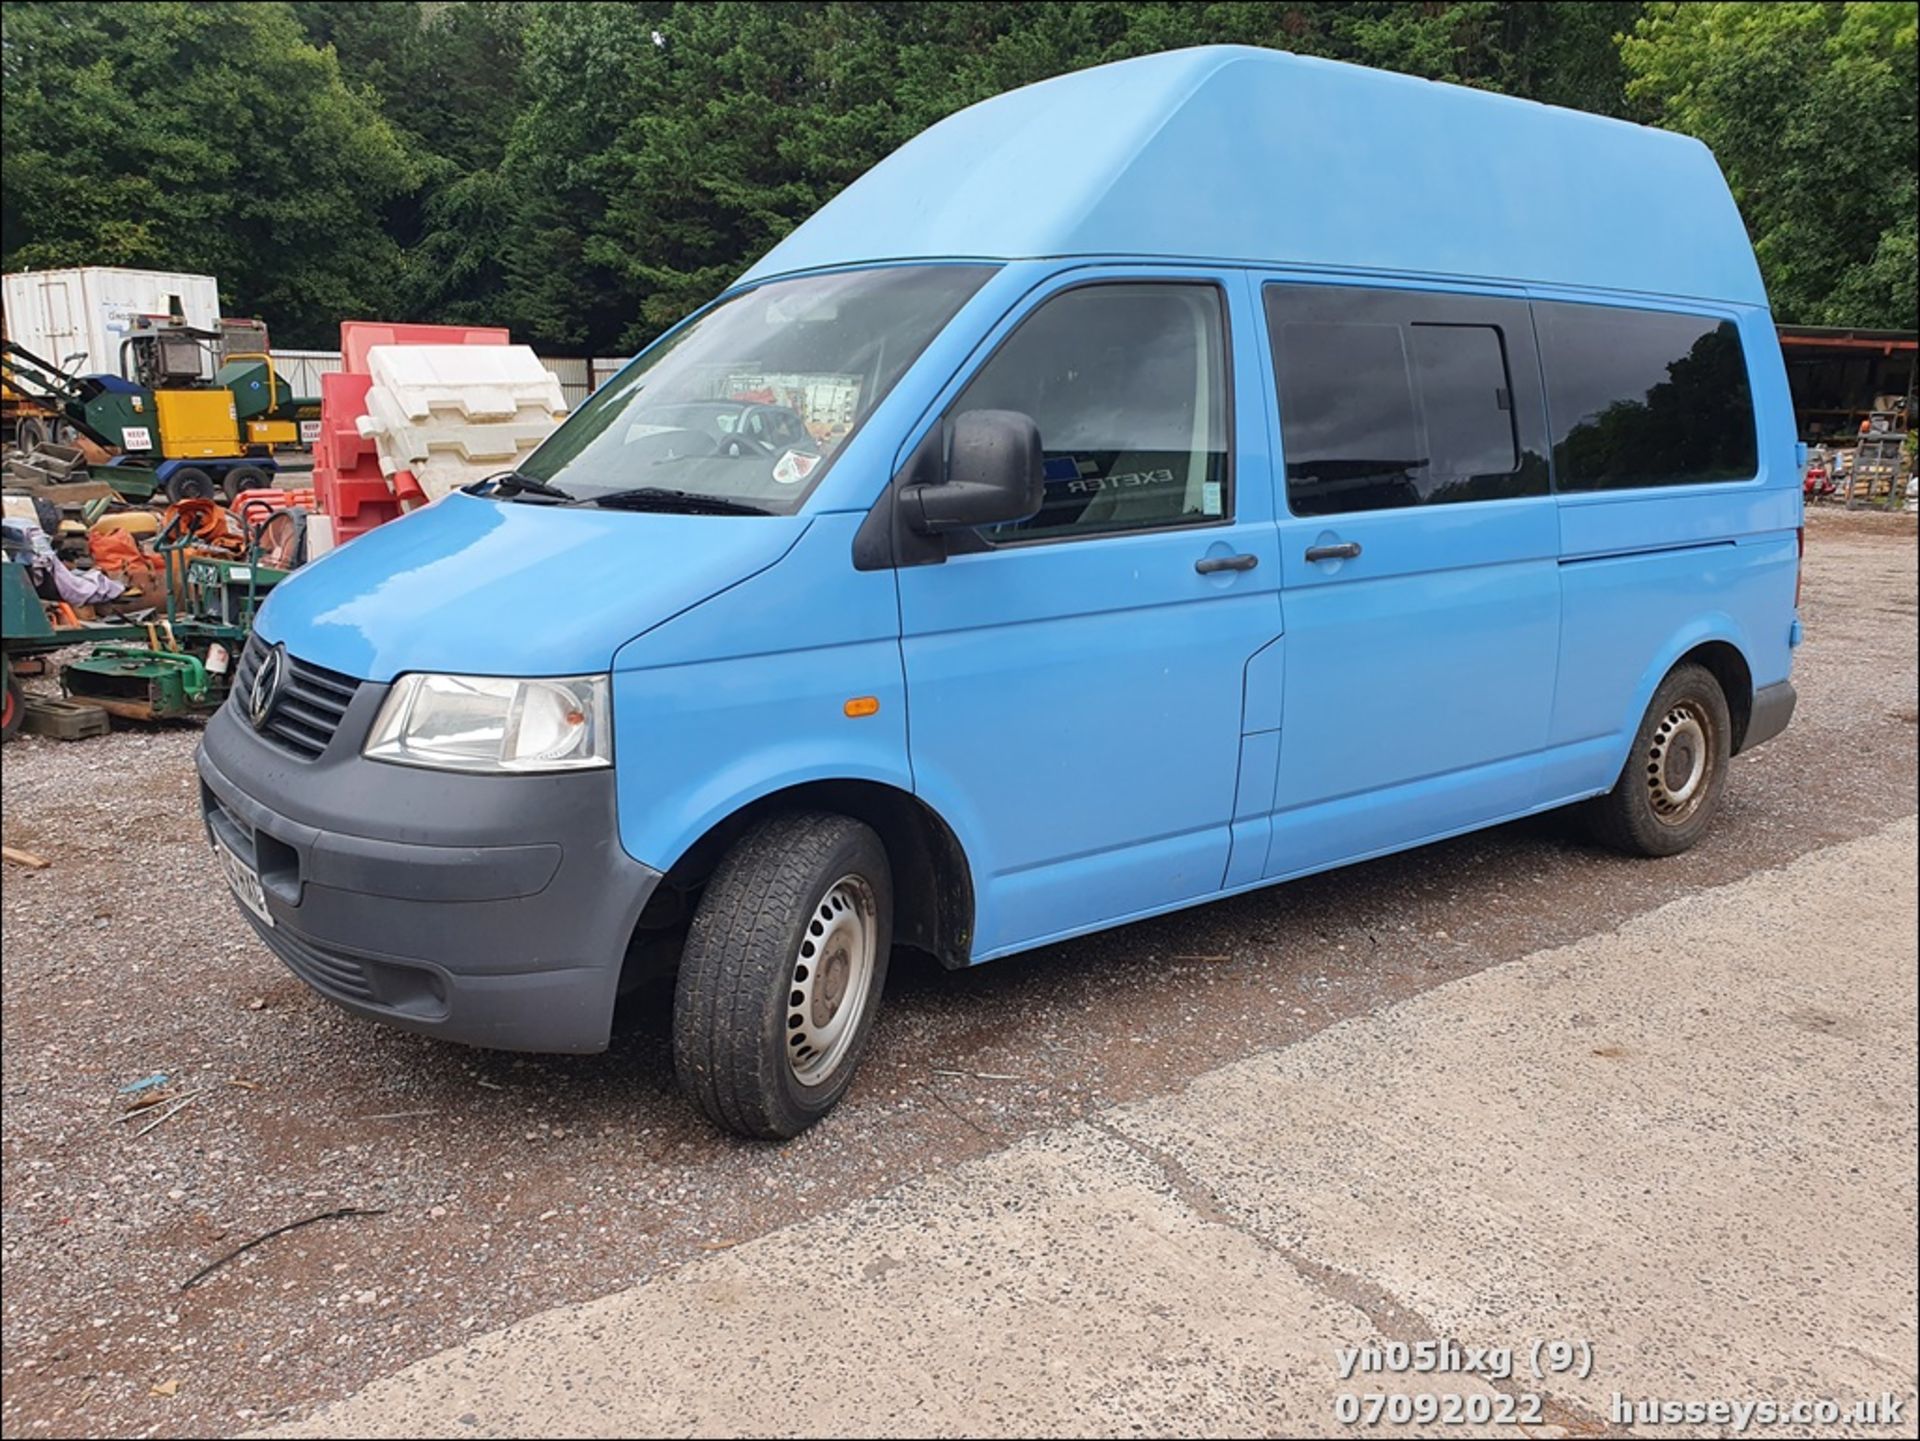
(741, 45, 1766, 308)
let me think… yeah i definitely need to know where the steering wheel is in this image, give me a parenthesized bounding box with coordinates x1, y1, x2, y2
(719, 433, 778, 458)
(627, 427, 720, 466)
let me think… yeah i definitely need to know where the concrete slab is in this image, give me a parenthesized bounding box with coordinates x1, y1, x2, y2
(263, 1125, 1502, 1438)
(1116, 814, 1919, 1434)
(262, 817, 1917, 1439)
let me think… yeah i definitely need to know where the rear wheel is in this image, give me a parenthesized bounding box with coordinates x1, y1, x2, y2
(221, 464, 271, 504)
(672, 812, 892, 1139)
(1585, 663, 1732, 857)
(2, 664, 23, 742)
(13, 417, 49, 453)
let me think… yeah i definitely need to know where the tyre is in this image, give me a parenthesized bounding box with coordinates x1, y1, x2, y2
(2, 665, 23, 742)
(672, 812, 892, 1139)
(221, 464, 270, 504)
(166, 467, 216, 502)
(1584, 663, 1732, 857)
(14, 417, 48, 453)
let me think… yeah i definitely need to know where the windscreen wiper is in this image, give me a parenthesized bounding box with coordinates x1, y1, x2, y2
(465, 470, 577, 502)
(582, 487, 773, 516)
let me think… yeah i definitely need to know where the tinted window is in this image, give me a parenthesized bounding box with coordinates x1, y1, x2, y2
(1267, 285, 1543, 516)
(1538, 302, 1756, 491)
(1411, 325, 1518, 480)
(955, 283, 1230, 541)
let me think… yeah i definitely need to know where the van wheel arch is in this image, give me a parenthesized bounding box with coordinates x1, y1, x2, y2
(643, 781, 975, 971)
(1678, 640, 1754, 752)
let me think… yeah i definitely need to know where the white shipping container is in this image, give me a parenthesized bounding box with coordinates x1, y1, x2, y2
(2, 266, 221, 381)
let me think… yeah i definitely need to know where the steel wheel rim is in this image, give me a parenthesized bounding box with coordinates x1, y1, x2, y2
(1647, 700, 1713, 824)
(786, 874, 877, 1086)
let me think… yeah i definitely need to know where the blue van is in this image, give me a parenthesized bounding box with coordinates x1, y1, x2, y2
(197, 46, 1800, 1138)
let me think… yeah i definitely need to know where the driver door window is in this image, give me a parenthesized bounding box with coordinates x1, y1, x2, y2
(953, 283, 1231, 542)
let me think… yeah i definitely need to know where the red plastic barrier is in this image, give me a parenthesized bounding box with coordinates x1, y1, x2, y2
(312, 322, 509, 544)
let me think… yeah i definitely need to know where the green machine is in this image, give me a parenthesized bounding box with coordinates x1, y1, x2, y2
(0, 319, 318, 503)
(1, 513, 290, 738)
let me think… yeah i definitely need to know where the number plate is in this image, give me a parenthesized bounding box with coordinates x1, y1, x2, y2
(214, 837, 272, 928)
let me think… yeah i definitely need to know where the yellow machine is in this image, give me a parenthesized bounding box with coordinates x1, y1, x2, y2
(153, 389, 243, 459)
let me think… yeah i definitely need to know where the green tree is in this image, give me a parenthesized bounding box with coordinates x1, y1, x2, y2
(292, 1, 533, 324)
(1623, 1, 1918, 329)
(14, 2, 1908, 351)
(1, 1, 420, 346)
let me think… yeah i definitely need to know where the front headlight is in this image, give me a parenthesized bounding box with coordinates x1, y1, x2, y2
(364, 673, 611, 773)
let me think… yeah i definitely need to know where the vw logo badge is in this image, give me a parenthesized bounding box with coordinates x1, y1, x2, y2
(249, 643, 287, 731)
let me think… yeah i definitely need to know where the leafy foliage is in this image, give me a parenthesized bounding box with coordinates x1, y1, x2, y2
(1, 1, 417, 345)
(1622, 2, 1918, 330)
(2, 1, 1912, 349)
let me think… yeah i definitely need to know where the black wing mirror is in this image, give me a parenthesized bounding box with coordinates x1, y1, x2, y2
(902, 409, 1044, 534)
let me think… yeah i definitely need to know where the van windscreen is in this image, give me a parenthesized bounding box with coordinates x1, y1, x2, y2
(518, 265, 996, 513)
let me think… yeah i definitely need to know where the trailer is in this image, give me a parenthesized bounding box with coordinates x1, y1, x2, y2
(3, 268, 220, 379)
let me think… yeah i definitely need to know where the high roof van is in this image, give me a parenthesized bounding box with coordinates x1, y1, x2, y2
(197, 46, 1801, 1138)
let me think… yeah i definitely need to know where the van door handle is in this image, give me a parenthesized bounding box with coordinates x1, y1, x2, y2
(1304, 541, 1362, 562)
(1194, 553, 1259, 575)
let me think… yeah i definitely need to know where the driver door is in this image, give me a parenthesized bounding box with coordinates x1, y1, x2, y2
(896, 272, 1285, 959)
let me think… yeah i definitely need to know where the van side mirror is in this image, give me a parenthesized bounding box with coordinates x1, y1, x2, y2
(902, 410, 1044, 534)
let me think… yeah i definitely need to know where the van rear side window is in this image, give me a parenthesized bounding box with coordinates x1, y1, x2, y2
(1266, 284, 1545, 517)
(1536, 301, 1757, 491)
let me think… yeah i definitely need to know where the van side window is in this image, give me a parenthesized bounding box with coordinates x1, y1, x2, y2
(1266, 284, 1544, 517)
(957, 283, 1230, 541)
(1536, 301, 1757, 491)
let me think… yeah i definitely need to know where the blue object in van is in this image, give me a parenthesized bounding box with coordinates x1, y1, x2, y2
(196, 46, 1800, 1139)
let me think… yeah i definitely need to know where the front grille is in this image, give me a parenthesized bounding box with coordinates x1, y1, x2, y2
(234, 636, 362, 760)
(242, 909, 376, 1003)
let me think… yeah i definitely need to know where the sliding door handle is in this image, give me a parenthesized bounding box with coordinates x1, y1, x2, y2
(1305, 541, 1362, 563)
(1195, 553, 1259, 575)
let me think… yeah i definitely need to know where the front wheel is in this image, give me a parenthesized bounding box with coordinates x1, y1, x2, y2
(166, 467, 216, 502)
(1584, 663, 1732, 857)
(672, 812, 892, 1139)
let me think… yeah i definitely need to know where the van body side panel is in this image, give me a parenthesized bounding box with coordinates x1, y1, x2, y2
(1263, 499, 1563, 877)
(608, 513, 916, 873)
(1541, 301, 1801, 798)
(1543, 539, 1793, 798)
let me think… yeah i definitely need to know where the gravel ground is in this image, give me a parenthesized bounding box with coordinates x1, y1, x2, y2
(2, 506, 1914, 1439)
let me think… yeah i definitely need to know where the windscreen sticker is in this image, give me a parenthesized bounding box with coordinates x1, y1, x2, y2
(772, 449, 822, 485)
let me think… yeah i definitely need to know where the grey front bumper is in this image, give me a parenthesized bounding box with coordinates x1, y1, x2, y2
(196, 689, 660, 1054)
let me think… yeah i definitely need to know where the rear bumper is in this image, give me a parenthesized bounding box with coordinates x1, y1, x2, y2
(195, 692, 660, 1053)
(1738, 678, 1796, 755)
